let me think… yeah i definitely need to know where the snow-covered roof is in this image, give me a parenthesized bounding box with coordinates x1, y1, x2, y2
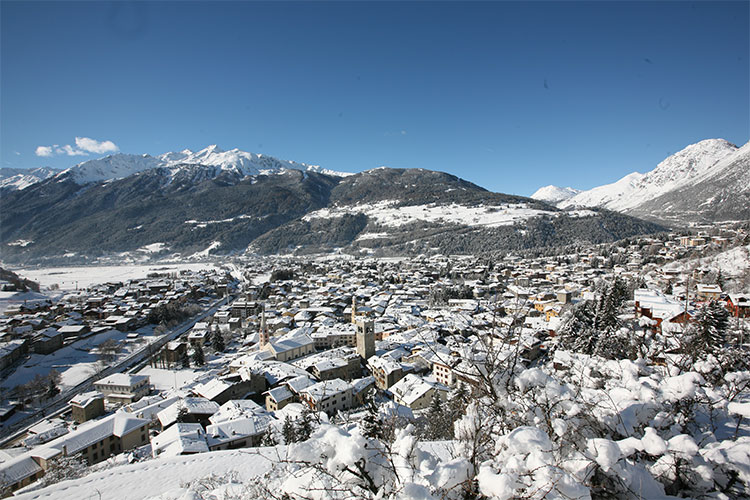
(157, 397, 220, 428)
(206, 415, 272, 446)
(95, 373, 149, 388)
(151, 423, 208, 458)
(0, 454, 43, 486)
(389, 374, 447, 406)
(300, 379, 352, 403)
(69, 390, 103, 407)
(209, 400, 265, 425)
(192, 378, 231, 400)
(33, 411, 149, 457)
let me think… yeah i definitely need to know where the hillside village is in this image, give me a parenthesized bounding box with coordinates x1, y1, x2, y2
(0, 224, 748, 498)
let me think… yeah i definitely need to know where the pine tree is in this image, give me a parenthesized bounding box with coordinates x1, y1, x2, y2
(260, 426, 278, 447)
(192, 343, 205, 366)
(424, 391, 451, 440)
(449, 383, 470, 421)
(295, 408, 314, 442)
(691, 300, 730, 356)
(212, 332, 225, 352)
(181, 351, 191, 369)
(282, 415, 296, 444)
(360, 389, 383, 440)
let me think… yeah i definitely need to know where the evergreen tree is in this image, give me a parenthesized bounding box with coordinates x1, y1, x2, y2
(192, 343, 205, 366)
(260, 426, 278, 447)
(558, 301, 599, 354)
(181, 351, 191, 369)
(282, 415, 296, 444)
(690, 300, 730, 356)
(360, 389, 383, 440)
(212, 332, 225, 352)
(424, 391, 452, 440)
(448, 383, 470, 421)
(295, 408, 314, 442)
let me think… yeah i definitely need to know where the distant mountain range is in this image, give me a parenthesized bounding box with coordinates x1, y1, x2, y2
(535, 139, 750, 224)
(0, 146, 664, 264)
(0, 167, 60, 191)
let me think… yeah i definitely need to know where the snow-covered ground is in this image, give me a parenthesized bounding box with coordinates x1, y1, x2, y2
(664, 244, 750, 277)
(14, 263, 224, 291)
(304, 201, 568, 229)
(14, 447, 277, 500)
(1, 327, 157, 391)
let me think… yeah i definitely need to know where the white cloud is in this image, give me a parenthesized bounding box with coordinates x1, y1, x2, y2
(75, 137, 119, 154)
(54, 145, 85, 156)
(35, 137, 119, 157)
(35, 146, 54, 157)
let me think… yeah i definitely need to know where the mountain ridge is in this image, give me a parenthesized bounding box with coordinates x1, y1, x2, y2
(45, 145, 352, 187)
(1, 161, 665, 264)
(536, 138, 748, 224)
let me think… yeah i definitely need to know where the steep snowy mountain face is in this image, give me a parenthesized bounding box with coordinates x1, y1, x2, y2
(629, 141, 750, 224)
(558, 139, 739, 213)
(53, 145, 351, 186)
(530, 185, 581, 204)
(0, 167, 60, 191)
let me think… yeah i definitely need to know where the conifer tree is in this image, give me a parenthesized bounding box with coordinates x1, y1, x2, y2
(360, 389, 383, 440)
(295, 408, 314, 442)
(192, 343, 205, 366)
(691, 300, 730, 355)
(212, 332, 225, 352)
(282, 415, 296, 444)
(260, 426, 278, 447)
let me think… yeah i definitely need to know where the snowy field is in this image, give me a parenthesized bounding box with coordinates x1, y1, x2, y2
(14, 263, 225, 291)
(1, 327, 157, 391)
(303, 200, 588, 229)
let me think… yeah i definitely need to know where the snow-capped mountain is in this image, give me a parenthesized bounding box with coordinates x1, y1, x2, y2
(56, 154, 163, 185)
(629, 141, 750, 224)
(0, 167, 60, 191)
(558, 139, 739, 213)
(2, 164, 663, 264)
(55, 145, 350, 185)
(530, 185, 581, 204)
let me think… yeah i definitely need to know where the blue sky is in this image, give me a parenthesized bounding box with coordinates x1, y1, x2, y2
(1, 1, 748, 196)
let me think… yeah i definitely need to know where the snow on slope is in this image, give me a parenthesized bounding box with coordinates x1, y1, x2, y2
(56, 154, 162, 184)
(14, 448, 276, 500)
(304, 200, 592, 230)
(559, 139, 738, 211)
(0, 167, 60, 190)
(530, 185, 581, 204)
(56, 145, 351, 185)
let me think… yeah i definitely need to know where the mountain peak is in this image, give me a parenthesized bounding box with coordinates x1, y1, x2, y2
(198, 144, 224, 155)
(530, 185, 581, 204)
(557, 137, 742, 217)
